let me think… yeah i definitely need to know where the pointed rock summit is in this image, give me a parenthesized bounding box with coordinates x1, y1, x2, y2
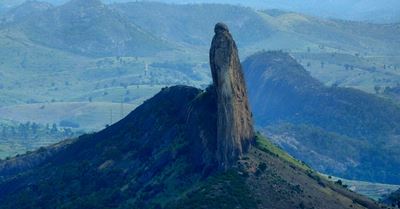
(210, 22, 255, 170)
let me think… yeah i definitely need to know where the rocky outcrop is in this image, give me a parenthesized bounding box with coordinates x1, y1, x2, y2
(210, 23, 255, 170)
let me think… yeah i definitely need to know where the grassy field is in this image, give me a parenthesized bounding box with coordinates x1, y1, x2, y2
(0, 140, 27, 159)
(0, 101, 140, 131)
(294, 52, 400, 93)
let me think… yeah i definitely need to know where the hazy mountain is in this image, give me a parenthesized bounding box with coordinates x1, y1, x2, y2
(3, 0, 400, 23)
(1, 0, 171, 57)
(243, 51, 400, 184)
(112, 2, 272, 47)
(0, 1, 53, 24)
(2, 1, 399, 56)
(164, 0, 400, 23)
(111, 2, 400, 56)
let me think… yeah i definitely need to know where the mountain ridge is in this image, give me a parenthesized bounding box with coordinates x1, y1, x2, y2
(243, 50, 400, 184)
(1, 0, 172, 57)
(2, 0, 400, 23)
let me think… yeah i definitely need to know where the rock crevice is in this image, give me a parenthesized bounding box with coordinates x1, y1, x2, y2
(210, 22, 255, 170)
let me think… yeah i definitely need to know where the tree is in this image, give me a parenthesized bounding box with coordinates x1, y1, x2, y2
(31, 122, 39, 135)
(374, 85, 381, 94)
(51, 123, 58, 134)
(1, 126, 7, 138)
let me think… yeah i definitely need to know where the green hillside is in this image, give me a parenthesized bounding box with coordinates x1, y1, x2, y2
(112, 2, 272, 47)
(243, 51, 400, 184)
(2, 0, 172, 57)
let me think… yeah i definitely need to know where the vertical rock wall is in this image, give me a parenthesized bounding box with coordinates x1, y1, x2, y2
(210, 23, 255, 170)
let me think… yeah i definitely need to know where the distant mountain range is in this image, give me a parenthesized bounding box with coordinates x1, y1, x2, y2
(158, 0, 400, 23)
(2, 0, 399, 57)
(1, 0, 400, 23)
(1, 0, 171, 57)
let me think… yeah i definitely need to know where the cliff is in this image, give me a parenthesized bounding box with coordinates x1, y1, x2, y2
(210, 23, 255, 169)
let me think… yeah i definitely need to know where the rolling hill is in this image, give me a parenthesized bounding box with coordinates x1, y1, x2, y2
(0, 1, 53, 25)
(112, 2, 273, 47)
(243, 51, 400, 184)
(151, 0, 400, 23)
(1, 0, 172, 57)
(3, 0, 400, 23)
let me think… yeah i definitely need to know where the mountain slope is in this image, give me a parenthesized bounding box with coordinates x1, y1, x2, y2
(111, 2, 400, 57)
(383, 189, 400, 208)
(0, 85, 383, 209)
(257, 10, 400, 55)
(243, 51, 400, 184)
(112, 2, 272, 47)
(0, 1, 53, 25)
(2, 0, 171, 57)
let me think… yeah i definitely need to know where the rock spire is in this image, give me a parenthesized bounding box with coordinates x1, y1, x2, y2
(210, 22, 255, 170)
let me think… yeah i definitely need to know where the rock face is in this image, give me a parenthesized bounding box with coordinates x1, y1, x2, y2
(210, 23, 255, 169)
